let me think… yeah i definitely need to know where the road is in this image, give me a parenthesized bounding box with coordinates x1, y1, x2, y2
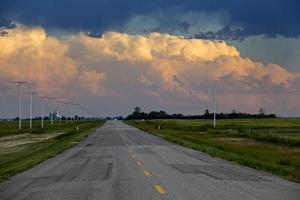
(0, 121, 299, 200)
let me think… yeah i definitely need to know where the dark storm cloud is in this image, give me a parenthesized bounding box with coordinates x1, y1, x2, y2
(0, 0, 300, 39)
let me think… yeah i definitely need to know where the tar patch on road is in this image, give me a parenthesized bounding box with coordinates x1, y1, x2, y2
(29, 162, 114, 186)
(169, 164, 268, 182)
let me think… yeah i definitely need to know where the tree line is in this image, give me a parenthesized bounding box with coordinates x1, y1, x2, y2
(126, 107, 276, 120)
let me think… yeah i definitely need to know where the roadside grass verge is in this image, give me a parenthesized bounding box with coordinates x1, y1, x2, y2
(0, 120, 88, 137)
(125, 119, 300, 182)
(0, 120, 104, 182)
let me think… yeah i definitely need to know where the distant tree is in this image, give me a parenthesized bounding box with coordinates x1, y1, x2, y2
(203, 109, 209, 118)
(258, 108, 266, 116)
(134, 106, 142, 113)
(204, 109, 210, 115)
(125, 106, 276, 120)
(171, 113, 184, 119)
(126, 106, 146, 119)
(114, 116, 124, 120)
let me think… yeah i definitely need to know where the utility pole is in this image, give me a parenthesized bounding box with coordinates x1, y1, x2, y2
(47, 97, 56, 124)
(68, 102, 74, 121)
(63, 102, 69, 123)
(80, 106, 86, 120)
(71, 102, 79, 121)
(36, 96, 46, 128)
(213, 86, 217, 128)
(12, 81, 27, 130)
(26, 90, 38, 129)
(56, 100, 64, 125)
(74, 103, 80, 121)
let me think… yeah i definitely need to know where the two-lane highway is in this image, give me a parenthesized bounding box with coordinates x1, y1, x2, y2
(0, 121, 299, 200)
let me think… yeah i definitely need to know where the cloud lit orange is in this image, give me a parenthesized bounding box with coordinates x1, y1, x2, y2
(0, 25, 298, 114)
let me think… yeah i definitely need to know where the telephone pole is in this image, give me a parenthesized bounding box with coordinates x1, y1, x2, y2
(46, 97, 56, 124)
(213, 86, 217, 128)
(26, 91, 38, 129)
(72, 103, 79, 120)
(36, 96, 47, 128)
(63, 102, 69, 122)
(12, 81, 27, 130)
(66, 101, 73, 121)
(56, 100, 64, 125)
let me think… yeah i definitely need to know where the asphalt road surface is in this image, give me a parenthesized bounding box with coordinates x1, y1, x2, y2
(0, 121, 299, 200)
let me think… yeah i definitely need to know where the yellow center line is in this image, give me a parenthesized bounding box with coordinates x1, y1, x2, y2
(143, 170, 151, 177)
(136, 161, 142, 166)
(154, 184, 166, 195)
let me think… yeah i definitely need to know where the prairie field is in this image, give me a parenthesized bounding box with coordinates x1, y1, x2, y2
(126, 118, 300, 182)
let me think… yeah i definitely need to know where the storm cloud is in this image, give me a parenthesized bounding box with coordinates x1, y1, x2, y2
(1, 0, 300, 39)
(1, 25, 299, 117)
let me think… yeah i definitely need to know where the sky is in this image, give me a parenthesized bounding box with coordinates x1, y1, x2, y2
(0, 0, 300, 118)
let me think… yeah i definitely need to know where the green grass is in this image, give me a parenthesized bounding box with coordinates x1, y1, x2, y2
(0, 120, 88, 137)
(125, 118, 300, 182)
(0, 120, 104, 181)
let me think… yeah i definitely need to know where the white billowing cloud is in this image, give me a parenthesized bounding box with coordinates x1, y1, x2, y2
(0, 25, 299, 115)
(70, 31, 296, 95)
(79, 70, 106, 95)
(0, 25, 105, 95)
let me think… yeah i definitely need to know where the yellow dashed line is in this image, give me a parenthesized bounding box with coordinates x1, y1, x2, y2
(154, 184, 166, 194)
(129, 150, 132, 153)
(136, 161, 142, 166)
(143, 170, 151, 177)
(132, 154, 136, 159)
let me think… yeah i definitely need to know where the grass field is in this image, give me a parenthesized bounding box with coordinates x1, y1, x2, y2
(125, 118, 300, 182)
(0, 119, 104, 182)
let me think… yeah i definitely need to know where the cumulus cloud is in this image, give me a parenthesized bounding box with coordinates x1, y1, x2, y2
(71, 31, 296, 95)
(0, 25, 299, 115)
(79, 70, 106, 95)
(0, 25, 105, 96)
